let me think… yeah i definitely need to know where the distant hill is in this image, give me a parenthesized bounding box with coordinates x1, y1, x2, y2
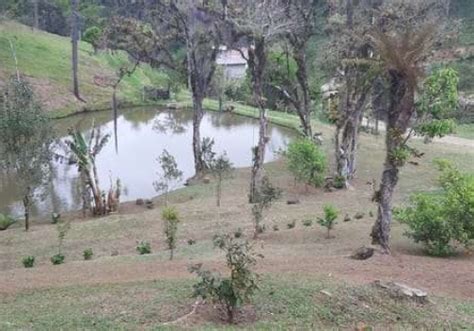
(0, 20, 170, 118)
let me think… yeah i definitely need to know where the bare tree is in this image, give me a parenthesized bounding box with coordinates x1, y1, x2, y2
(225, 0, 293, 202)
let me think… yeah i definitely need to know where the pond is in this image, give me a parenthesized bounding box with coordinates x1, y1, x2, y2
(0, 108, 295, 219)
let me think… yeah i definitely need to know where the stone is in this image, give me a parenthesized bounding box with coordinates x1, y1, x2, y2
(202, 176, 211, 184)
(354, 212, 365, 220)
(136, 199, 144, 206)
(287, 199, 300, 205)
(374, 280, 428, 303)
(351, 246, 375, 260)
(111, 250, 119, 257)
(343, 214, 352, 222)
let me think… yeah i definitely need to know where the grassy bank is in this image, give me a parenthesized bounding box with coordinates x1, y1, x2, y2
(0, 20, 169, 118)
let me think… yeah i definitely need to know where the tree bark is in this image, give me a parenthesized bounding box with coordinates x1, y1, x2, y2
(248, 38, 268, 203)
(192, 93, 205, 176)
(33, 0, 39, 31)
(22, 187, 31, 231)
(71, 0, 82, 101)
(293, 47, 312, 138)
(371, 71, 414, 252)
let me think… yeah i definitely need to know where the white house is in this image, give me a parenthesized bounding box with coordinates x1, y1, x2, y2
(216, 47, 248, 80)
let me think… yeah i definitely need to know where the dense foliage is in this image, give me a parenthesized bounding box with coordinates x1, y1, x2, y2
(395, 161, 474, 256)
(286, 139, 327, 188)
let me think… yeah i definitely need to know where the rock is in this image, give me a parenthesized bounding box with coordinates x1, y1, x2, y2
(136, 199, 144, 206)
(111, 250, 119, 257)
(202, 176, 211, 184)
(343, 214, 352, 222)
(374, 280, 428, 303)
(354, 212, 365, 220)
(351, 246, 375, 260)
(145, 200, 154, 209)
(320, 290, 332, 297)
(287, 199, 300, 205)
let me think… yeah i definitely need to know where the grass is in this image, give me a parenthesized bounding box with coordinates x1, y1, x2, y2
(0, 20, 170, 118)
(0, 276, 472, 330)
(455, 123, 474, 139)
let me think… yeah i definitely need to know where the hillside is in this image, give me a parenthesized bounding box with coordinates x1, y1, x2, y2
(0, 21, 169, 118)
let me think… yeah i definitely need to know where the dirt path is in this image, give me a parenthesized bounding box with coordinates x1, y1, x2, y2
(1, 250, 473, 300)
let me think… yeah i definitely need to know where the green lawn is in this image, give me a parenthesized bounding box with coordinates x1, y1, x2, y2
(0, 20, 169, 118)
(1, 276, 472, 330)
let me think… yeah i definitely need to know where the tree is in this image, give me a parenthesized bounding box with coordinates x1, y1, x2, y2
(251, 176, 281, 238)
(154, 150, 183, 206)
(325, 0, 380, 187)
(369, 1, 458, 252)
(106, 1, 223, 177)
(83, 26, 102, 54)
(225, 0, 293, 203)
(162, 206, 180, 260)
(281, 0, 325, 138)
(190, 234, 261, 324)
(318, 204, 338, 239)
(65, 123, 119, 216)
(71, 0, 84, 101)
(210, 152, 234, 207)
(0, 76, 53, 231)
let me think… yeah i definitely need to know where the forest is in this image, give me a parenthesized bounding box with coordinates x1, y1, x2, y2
(0, 0, 473, 330)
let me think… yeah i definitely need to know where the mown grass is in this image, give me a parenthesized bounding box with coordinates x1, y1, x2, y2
(1, 276, 472, 330)
(0, 20, 169, 117)
(455, 123, 474, 139)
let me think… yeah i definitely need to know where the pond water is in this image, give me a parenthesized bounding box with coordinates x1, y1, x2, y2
(0, 108, 294, 219)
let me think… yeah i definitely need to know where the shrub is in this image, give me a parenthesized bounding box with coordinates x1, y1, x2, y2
(318, 205, 339, 238)
(273, 225, 280, 231)
(51, 253, 65, 265)
(287, 220, 296, 229)
(251, 176, 281, 238)
(286, 139, 327, 188)
(190, 234, 261, 324)
(395, 161, 474, 256)
(136, 241, 152, 255)
(0, 213, 16, 231)
(302, 219, 313, 227)
(187, 239, 196, 246)
(234, 228, 243, 238)
(83, 248, 94, 261)
(333, 175, 346, 189)
(51, 213, 61, 224)
(162, 207, 180, 260)
(83, 26, 102, 52)
(22, 256, 35, 268)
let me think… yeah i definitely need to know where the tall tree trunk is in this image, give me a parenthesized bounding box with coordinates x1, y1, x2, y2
(293, 47, 312, 138)
(71, 0, 82, 101)
(371, 73, 414, 252)
(33, 0, 39, 31)
(22, 187, 31, 231)
(248, 39, 267, 203)
(192, 94, 205, 176)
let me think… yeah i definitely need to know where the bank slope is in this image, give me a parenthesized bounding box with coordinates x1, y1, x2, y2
(0, 20, 169, 118)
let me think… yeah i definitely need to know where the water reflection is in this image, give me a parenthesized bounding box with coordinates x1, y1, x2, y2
(0, 108, 294, 219)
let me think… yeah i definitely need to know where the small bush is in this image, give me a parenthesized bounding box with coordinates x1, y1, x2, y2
(234, 228, 243, 238)
(251, 176, 281, 238)
(162, 207, 180, 260)
(273, 225, 280, 231)
(287, 220, 296, 229)
(286, 139, 327, 188)
(302, 219, 313, 227)
(354, 212, 365, 220)
(51, 253, 65, 265)
(190, 234, 261, 324)
(83, 248, 93, 261)
(136, 241, 152, 255)
(318, 205, 339, 238)
(0, 213, 16, 231)
(395, 161, 474, 256)
(22, 256, 35, 268)
(187, 239, 196, 246)
(333, 175, 346, 189)
(51, 213, 61, 224)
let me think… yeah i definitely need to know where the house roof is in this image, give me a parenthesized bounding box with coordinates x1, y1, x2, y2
(216, 48, 248, 66)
